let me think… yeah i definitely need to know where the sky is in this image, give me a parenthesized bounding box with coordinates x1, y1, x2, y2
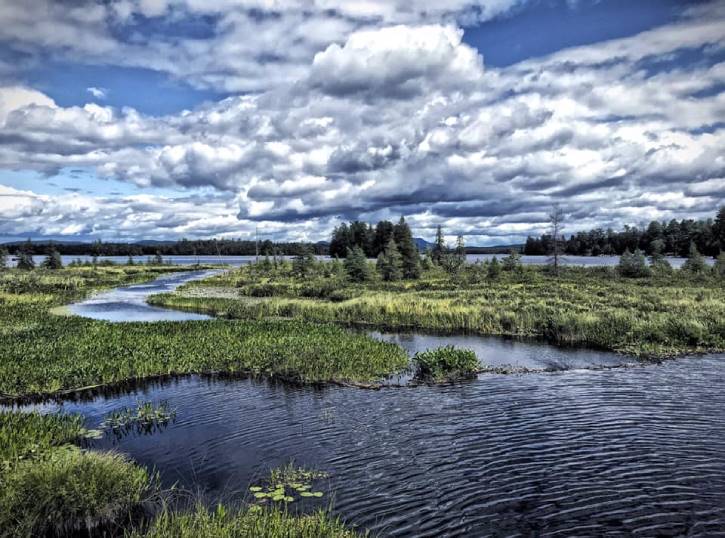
(0, 0, 723, 245)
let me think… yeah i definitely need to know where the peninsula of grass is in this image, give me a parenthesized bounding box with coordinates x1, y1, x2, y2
(150, 260, 725, 359)
(0, 266, 408, 400)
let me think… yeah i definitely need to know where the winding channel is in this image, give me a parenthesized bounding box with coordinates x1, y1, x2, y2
(20, 272, 725, 536)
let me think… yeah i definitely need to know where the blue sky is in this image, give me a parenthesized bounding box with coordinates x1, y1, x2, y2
(0, 0, 723, 244)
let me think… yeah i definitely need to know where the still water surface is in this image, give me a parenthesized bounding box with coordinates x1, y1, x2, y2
(43, 272, 725, 535)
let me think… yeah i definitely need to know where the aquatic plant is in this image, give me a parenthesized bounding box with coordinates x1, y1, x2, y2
(249, 463, 328, 504)
(413, 346, 479, 382)
(103, 400, 176, 433)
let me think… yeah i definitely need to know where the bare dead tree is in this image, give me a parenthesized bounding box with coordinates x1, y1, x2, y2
(548, 204, 565, 275)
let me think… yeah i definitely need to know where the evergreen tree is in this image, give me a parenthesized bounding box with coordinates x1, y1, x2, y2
(373, 220, 395, 257)
(292, 247, 316, 277)
(41, 249, 63, 270)
(714, 206, 725, 253)
(376, 238, 403, 281)
(455, 235, 465, 258)
(17, 251, 35, 270)
(682, 243, 708, 273)
(487, 256, 501, 279)
(127, 255, 135, 266)
(714, 252, 725, 279)
(431, 225, 445, 264)
(344, 246, 371, 282)
(502, 250, 522, 272)
(151, 252, 164, 265)
(394, 217, 421, 279)
(618, 249, 650, 278)
(0, 248, 7, 269)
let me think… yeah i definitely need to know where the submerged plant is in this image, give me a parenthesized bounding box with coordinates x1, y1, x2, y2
(413, 346, 480, 382)
(249, 463, 328, 504)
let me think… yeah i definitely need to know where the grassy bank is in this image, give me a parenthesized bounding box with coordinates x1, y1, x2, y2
(0, 411, 151, 537)
(0, 266, 407, 400)
(150, 261, 725, 358)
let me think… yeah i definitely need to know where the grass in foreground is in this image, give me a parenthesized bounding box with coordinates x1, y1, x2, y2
(0, 411, 151, 538)
(0, 266, 407, 399)
(127, 504, 360, 538)
(152, 261, 725, 358)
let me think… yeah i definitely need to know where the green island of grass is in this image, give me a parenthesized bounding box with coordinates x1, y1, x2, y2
(150, 257, 725, 359)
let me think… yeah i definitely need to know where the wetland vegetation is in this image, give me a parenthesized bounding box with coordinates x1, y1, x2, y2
(152, 254, 725, 359)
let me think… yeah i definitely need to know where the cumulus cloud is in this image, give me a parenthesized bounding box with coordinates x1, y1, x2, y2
(1, 1, 724, 243)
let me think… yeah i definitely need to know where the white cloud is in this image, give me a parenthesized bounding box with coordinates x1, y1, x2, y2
(86, 87, 108, 100)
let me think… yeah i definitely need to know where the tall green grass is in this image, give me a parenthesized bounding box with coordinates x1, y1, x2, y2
(127, 504, 361, 538)
(0, 411, 151, 538)
(153, 263, 725, 358)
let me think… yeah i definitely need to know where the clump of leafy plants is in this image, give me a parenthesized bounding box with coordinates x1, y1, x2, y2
(249, 463, 328, 504)
(413, 346, 480, 382)
(103, 400, 176, 434)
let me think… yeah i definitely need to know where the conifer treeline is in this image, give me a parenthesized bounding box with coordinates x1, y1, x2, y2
(524, 206, 725, 257)
(329, 218, 418, 259)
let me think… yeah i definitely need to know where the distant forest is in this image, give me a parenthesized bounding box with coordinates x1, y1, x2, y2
(524, 206, 725, 257)
(4, 238, 326, 257)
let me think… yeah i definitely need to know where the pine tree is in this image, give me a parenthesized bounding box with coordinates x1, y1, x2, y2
(0, 248, 7, 269)
(618, 249, 650, 277)
(431, 225, 445, 264)
(376, 238, 403, 281)
(17, 251, 35, 270)
(394, 217, 421, 279)
(344, 246, 371, 282)
(682, 243, 708, 273)
(487, 256, 501, 279)
(502, 249, 522, 272)
(41, 249, 63, 270)
(714, 206, 725, 253)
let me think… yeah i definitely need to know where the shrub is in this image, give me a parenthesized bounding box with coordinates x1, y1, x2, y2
(16, 252, 35, 270)
(682, 243, 708, 274)
(413, 346, 479, 382)
(502, 250, 522, 272)
(618, 249, 650, 278)
(41, 249, 63, 270)
(714, 253, 725, 279)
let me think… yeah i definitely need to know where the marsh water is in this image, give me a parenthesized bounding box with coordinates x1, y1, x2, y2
(34, 273, 725, 536)
(67, 270, 219, 322)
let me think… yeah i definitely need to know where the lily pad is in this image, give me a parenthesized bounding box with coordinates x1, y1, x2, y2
(249, 486, 263, 492)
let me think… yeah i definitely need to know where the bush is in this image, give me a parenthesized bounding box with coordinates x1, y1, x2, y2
(413, 346, 479, 382)
(502, 250, 522, 272)
(618, 249, 650, 278)
(714, 253, 725, 279)
(682, 243, 709, 274)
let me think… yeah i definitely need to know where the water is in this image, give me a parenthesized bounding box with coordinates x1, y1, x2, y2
(67, 270, 219, 322)
(25, 357, 725, 536)
(8, 254, 713, 268)
(371, 331, 634, 374)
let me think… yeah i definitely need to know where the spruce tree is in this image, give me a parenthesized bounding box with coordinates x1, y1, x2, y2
(376, 238, 403, 281)
(0, 248, 7, 269)
(344, 246, 371, 282)
(682, 243, 708, 274)
(41, 249, 63, 270)
(487, 256, 501, 279)
(17, 251, 35, 270)
(394, 217, 421, 279)
(431, 225, 445, 264)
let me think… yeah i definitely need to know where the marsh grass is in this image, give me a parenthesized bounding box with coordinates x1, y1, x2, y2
(126, 503, 361, 538)
(413, 346, 479, 382)
(0, 267, 408, 400)
(155, 263, 725, 358)
(0, 411, 153, 538)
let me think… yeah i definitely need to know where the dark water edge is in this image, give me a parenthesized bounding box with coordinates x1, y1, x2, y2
(14, 355, 725, 537)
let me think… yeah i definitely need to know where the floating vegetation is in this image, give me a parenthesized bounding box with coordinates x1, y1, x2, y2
(413, 346, 480, 382)
(250, 464, 328, 504)
(103, 400, 176, 435)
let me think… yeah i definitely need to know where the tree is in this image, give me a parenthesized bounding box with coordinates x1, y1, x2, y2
(714, 252, 725, 279)
(0, 248, 7, 269)
(618, 249, 650, 278)
(127, 255, 135, 266)
(394, 217, 421, 279)
(16, 251, 35, 270)
(548, 205, 565, 275)
(292, 247, 316, 277)
(372, 220, 395, 257)
(714, 206, 725, 253)
(502, 250, 522, 272)
(487, 256, 501, 279)
(150, 252, 164, 265)
(41, 249, 63, 270)
(376, 239, 403, 281)
(431, 225, 445, 264)
(682, 243, 708, 274)
(344, 246, 371, 282)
